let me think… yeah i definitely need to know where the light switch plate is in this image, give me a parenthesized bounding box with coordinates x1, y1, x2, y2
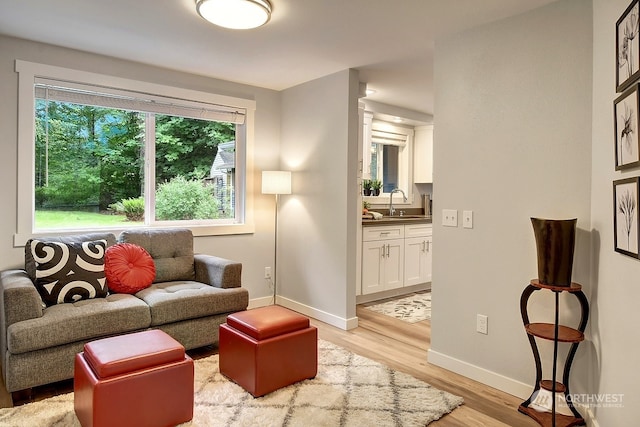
(442, 209, 458, 227)
(463, 210, 473, 229)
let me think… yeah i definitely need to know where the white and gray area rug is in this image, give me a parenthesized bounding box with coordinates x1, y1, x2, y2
(0, 339, 462, 427)
(365, 292, 432, 323)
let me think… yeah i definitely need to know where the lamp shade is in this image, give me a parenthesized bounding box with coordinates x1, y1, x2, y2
(262, 171, 291, 195)
(196, 0, 272, 30)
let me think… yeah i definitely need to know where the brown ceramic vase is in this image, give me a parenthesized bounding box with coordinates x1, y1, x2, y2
(531, 218, 577, 287)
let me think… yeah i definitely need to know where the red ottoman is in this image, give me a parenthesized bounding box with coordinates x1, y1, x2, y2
(74, 330, 194, 427)
(219, 305, 317, 397)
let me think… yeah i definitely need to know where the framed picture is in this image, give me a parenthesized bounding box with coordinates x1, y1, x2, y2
(614, 84, 640, 169)
(614, 177, 640, 258)
(617, 0, 640, 92)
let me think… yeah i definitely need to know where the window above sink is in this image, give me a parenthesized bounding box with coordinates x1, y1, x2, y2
(362, 113, 413, 205)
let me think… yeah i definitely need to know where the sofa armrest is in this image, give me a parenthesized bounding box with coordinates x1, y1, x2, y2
(194, 254, 242, 289)
(0, 270, 44, 327)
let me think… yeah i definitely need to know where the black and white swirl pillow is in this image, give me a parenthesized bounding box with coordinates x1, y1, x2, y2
(30, 239, 108, 306)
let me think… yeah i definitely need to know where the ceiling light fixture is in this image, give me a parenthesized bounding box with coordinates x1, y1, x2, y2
(196, 0, 272, 30)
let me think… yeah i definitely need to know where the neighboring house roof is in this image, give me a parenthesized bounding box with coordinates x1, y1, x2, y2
(210, 141, 235, 177)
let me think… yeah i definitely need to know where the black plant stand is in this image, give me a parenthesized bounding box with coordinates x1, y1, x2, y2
(518, 279, 589, 427)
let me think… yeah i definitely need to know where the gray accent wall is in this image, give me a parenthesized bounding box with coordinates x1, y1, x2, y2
(431, 0, 594, 415)
(278, 69, 360, 327)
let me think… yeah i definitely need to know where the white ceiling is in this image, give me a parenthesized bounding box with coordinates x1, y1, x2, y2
(0, 0, 558, 116)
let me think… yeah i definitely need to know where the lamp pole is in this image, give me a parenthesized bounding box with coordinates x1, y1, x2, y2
(273, 193, 280, 304)
(261, 171, 292, 305)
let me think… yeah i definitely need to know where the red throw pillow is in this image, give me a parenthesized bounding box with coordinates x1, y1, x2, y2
(105, 243, 156, 294)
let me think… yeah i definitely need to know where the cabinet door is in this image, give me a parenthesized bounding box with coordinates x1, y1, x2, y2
(404, 236, 433, 286)
(404, 237, 426, 286)
(384, 238, 404, 290)
(424, 235, 433, 283)
(362, 241, 385, 294)
(414, 125, 433, 183)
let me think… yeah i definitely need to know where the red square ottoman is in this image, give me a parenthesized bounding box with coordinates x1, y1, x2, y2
(219, 305, 317, 397)
(74, 330, 194, 427)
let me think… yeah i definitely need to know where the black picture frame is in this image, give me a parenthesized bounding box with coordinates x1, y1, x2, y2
(614, 83, 640, 169)
(616, 0, 640, 93)
(614, 177, 640, 258)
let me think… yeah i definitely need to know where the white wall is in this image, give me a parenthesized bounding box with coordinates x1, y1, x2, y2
(591, 0, 640, 424)
(430, 0, 594, 415)
(0, 35, 280, 304)
(278, 69, 360, 328)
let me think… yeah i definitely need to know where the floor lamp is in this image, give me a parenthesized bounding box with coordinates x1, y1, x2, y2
(262, 171, 292, 304)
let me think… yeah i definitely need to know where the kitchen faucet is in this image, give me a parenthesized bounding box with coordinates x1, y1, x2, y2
(389, 188, 407, 216)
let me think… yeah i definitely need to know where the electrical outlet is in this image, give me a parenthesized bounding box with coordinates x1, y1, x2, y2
(477, 314, 488, 334)
(264, 267, 272, 279)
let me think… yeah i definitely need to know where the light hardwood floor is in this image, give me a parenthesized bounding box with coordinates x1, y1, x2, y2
(0, 302, 538, 426)
(315, 298, 539, 427)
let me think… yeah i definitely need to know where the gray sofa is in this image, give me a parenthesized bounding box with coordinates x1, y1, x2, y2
(0, 228, 249, 398)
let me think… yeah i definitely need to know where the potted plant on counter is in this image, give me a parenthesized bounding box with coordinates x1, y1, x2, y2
(362, 179, 372, 196)
(371, 179, 382, 196)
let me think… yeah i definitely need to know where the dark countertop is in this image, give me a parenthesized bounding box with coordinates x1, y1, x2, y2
(362, 215, 432, 226)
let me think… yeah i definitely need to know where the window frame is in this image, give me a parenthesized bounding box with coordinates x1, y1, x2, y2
(364, 120, 413, 202)
(15, 60, 256, 246)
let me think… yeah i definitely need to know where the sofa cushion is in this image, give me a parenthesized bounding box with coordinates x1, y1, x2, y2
(105, 243, 156, 294)
(135, 281, 249, 326)
(25, 232, 117, 282)
(6, 294, 151, 354)
(118, 229, 195, 283)
(29, 239, 108, 306)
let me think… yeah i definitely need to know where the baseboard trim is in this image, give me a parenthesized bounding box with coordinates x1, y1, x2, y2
(248, 296, 272, 309)
(582, 406, 599, 427)
(427, 349, 600, 427)
(427, 349, 532, 399)
(275, 296, 359, 330)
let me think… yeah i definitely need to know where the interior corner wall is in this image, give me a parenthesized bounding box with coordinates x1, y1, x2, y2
(590, 0, 640, 424)
(0, 35, 281, 304)
(430, 0, 593, 405)
(278, 69, 359, 328)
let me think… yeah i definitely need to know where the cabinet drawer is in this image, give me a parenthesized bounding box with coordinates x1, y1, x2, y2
(405, 224, 432, 238)
(362, 225, 405, 241)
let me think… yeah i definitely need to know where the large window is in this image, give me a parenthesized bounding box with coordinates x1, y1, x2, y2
(16, 61, 255, 242)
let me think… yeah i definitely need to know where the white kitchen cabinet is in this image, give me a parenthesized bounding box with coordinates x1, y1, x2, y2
(414, 124, 433, 183)
(404, 235, 432, 286)
(424, 234, 432, 283)
(361, 226, 405, 294)
(404, 224, 433, 286)
(361, 223, 432, 295)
